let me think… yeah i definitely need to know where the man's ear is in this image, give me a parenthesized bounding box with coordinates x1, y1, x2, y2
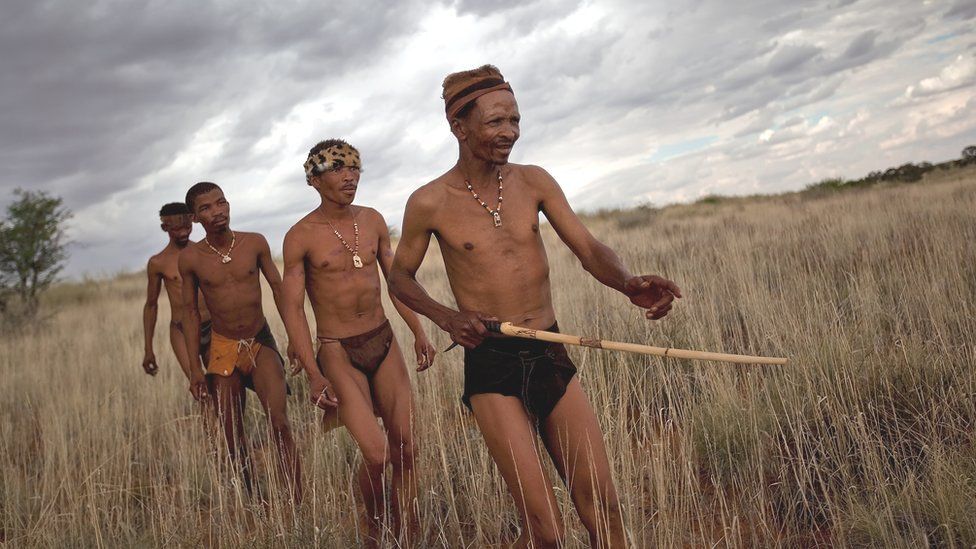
(450, 118, 467, 141)
(160, 222, 167, 232)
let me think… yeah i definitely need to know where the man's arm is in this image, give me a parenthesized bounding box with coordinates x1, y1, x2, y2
(255, 233, 289, 324)
(178, 249, 208, 400)
(533, 166, 681, 319)
(141, 258, 162, 376)
(279, 228, 338, 408)
(388, 189, 493, 349)
(373, 210, 436, 370)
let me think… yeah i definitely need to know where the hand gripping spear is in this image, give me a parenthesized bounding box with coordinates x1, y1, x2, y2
(447, 321, 789, 365)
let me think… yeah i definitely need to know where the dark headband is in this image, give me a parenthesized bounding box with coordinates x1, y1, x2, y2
(445, 78, 513, 121)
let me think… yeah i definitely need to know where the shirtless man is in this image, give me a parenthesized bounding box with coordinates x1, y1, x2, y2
(179, 182, 301, 502)
(142, 203, 210, 380)
(282, 139, 436, 546)
(389, 65, 682, 548)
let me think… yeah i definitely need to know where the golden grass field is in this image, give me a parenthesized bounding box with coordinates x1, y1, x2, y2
(2, 166, 975, 547)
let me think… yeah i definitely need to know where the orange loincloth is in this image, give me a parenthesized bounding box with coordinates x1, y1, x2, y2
(207, 330, 263, 377)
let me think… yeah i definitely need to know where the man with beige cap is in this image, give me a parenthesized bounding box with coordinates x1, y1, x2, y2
(390, 64, 681, 548)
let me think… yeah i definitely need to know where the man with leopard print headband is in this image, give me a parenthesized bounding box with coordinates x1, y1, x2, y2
(389, 65, 681, 548)
(303, 141, 362, 181)
(283, 139, 435, 546)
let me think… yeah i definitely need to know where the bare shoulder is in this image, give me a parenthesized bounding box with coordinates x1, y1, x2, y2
(405, 175, 450, 218)
(284, 214, 315, 246)
(513, 163, 559, 191)
(178, 243, 202, 270)
(355, 205, 387, 228)
(232, 230, 263, 242)
(238, 231, 270, 251)
(147, 252, 163, 273)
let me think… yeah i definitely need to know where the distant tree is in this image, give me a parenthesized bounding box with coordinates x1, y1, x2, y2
(962, 145, 976, 164)
(0, 240, 10, 314)
(806, 178, 847, 192)
(0, 189, 72, 318)
(899, 163, 925, 182)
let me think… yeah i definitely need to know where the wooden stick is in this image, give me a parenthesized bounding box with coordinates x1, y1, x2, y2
(489, 322, 789, 365)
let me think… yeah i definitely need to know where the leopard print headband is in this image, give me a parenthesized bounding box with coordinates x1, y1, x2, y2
(304, 143, 361, 180)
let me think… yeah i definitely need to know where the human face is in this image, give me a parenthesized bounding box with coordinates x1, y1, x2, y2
(191, 189, 230, 233)
(458, 90, 520, 164)
(310, 165, 361, 207)
(160, 215, 192, 246)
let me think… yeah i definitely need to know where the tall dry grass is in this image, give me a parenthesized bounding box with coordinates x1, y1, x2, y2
(2, 168, 975, 547)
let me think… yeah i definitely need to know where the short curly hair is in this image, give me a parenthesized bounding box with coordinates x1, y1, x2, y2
(185, 182, 221, 211)
(158, 202, 190, 217)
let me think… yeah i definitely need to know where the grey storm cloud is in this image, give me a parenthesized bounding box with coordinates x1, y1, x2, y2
(1, 0, 973, 277)
(944, 1, 976, 20)
(0, 0, 431, 209)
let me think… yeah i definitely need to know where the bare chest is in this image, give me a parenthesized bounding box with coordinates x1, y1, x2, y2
(434, 188, 544, 256)
(305, 224, 379, 275)
(196, 249, 260, 289)
(159, 259, 182, 286)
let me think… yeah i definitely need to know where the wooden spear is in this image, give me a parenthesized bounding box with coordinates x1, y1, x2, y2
(477, 321, 790, 365)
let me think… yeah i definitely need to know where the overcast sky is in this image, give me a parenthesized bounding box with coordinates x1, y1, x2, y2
(2, 0, 974, 278)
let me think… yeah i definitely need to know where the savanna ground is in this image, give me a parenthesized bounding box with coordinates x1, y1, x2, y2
(2, 166, 975, 548)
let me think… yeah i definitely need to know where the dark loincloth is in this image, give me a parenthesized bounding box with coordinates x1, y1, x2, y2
(462, 323, 577, 422)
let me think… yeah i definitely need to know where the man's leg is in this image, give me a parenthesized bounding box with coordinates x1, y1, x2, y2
(319, 344, 391, 545)
(320, 397, 381, 433)
(207, 373, 253, 494)
(168, 322, 194, 382)
(368, 338, 418, 547)
(470, 394, 565, 549)
(250, 346, 302, 504)
(541, 378, 626, 548)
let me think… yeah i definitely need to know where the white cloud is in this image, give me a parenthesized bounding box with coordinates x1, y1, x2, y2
(906, 53, 976, 98)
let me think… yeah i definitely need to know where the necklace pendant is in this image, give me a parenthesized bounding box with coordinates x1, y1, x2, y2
(353, 253, 363, 268)
(221, 255, 232, 264)
(492, 211, 502, 228)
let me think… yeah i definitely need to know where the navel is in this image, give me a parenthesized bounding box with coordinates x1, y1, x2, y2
(531, 224, 539, 233)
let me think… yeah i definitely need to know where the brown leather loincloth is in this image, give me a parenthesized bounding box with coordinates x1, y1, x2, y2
(318, 320, 394, 377)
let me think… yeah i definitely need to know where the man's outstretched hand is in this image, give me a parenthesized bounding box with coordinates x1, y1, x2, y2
(624, 275, 682, 320)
